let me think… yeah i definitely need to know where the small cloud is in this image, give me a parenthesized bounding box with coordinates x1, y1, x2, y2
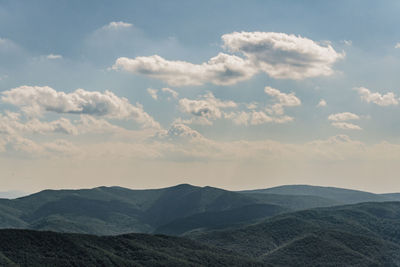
(103, 21, 133, 30)
(342, 40, 352, 46)
(147, 88, 158, 100)
(317, 99, 327, 107)
(331, 122, 362, 130)
(354, 87, 398, 106)
(46, 54, 63, 60)
(161, 88, 179, 99)
(328, 112, 360, 121)
(395, 43, 400, 49)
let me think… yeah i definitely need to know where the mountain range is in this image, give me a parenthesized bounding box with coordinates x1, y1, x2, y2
(1, 184, 400, 266)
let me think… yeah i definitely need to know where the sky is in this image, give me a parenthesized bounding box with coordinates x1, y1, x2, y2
(1, 0, 400, 193)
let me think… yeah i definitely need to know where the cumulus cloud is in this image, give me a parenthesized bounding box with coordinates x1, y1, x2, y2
(46, 54, 62, 60)
(179, 92, 237, 120)
(328, 112, 361, 130)
(177, 87, 299, 126)
(0, 111, 77, 135)
(113, 31, 343, 86)
(331, 122, 362, 130)
(1, 86, 160, 129)
(113, 53, 256, 86)
(102, 21, 133, 30)
(154, 123, 204, 142)
(317, 99, 327, 107)
(395, 43, 400, 49)
(222, 31, 344, 80)
(147, 88, 158, 100)
(147, 87, 178, 101)
(264, 86, 301, 115)
(355, 87, 398, 106)
(328, 112, 360, 121)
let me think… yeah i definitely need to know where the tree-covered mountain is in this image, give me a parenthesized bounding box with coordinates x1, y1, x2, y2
(0, 229, 261, 266)
(242, 184, 391, 204)
(0, 184, 285, 235)
(0, 183, 398, 236)
(193, 202, 400, 266)
(2, 201, 400, 266)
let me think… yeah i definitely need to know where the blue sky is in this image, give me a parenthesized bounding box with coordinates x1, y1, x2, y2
(1, 0, 400, 193)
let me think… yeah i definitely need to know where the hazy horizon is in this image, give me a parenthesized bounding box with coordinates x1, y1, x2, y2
(1, 0, 400, 193)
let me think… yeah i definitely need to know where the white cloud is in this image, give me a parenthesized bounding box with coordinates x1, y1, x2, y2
(224, 111, 293, 126)
(112, 31, 343, 85)
(328, 112, 360, 121)
(147, 87, 179, 101)
(179, 92, 237, 120)
(0, 111, 77, 135)
(161, 87, 179, 99)
(147, 88, 158, 100)
(1, 86, 160, 129)
(264, 86, 301, 115)
(355, 87, 398, 106)
(154, 123, 205, 142)
(102, 21, 133, 30)
(222, 31, 344, 80)
(317, 99, 327, 107)
(113, 53, 256, 86)
(395, 43, 400, 49)
(46, 54, 62, 60)
(331, 122, 362, 130)
(177, 87, 298, 126)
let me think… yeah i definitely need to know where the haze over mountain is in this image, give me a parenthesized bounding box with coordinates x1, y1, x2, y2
(0, 191, 28, 199)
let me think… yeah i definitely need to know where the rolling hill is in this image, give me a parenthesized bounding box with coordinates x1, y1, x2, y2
(242, 184, 391, 204)
(193, 202, 400, 266)
(2, 201, 400, 266)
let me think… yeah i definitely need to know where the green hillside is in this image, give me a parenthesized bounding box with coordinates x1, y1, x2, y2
(0, 229, 261, 266)
(193, 202, 400, 266)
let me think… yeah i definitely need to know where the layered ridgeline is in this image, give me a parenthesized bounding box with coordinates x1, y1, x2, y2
(193, 202, 400, 266)
(0, 184, 398, 236)
(2, 202, 400, 266)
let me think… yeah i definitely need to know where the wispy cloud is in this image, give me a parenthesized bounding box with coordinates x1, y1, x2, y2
(46, 54, 63, 60)
(102, 21, 133, 30)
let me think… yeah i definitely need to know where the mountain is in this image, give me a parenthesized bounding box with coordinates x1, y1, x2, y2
(0, 229, 261, 266)
(0, 184, 285, 235)
(1, 183, 399, 236)
(155, 203, 285, 236)
(192, 201, 400, 266)
(242, 184, 391, 204)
